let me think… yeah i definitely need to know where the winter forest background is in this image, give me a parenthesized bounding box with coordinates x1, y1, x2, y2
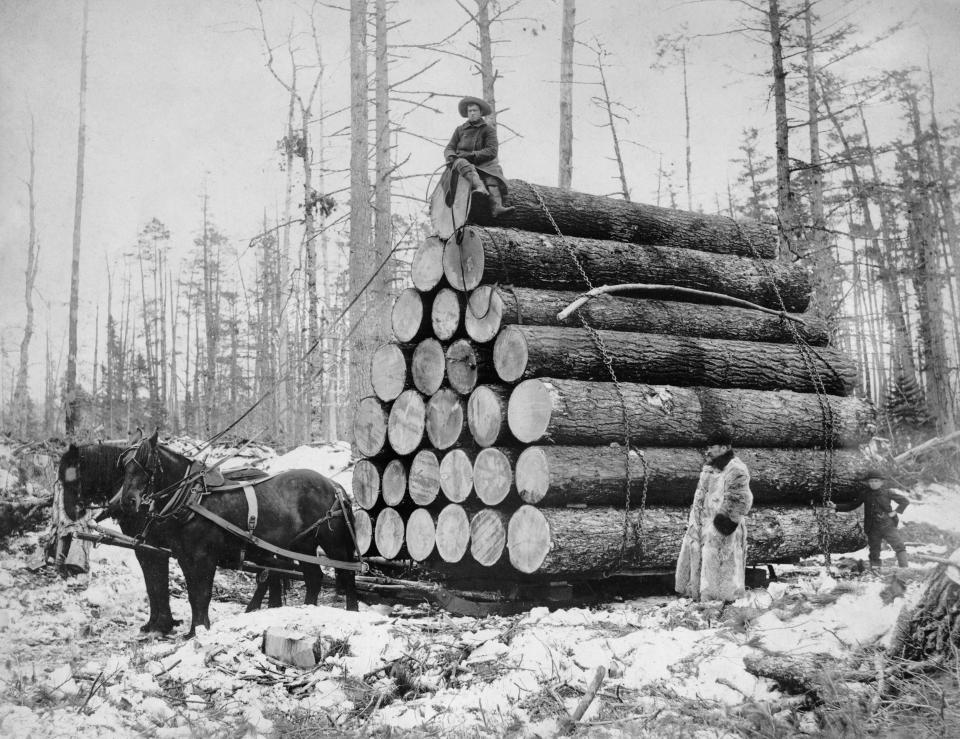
(2, 0, 959, 452)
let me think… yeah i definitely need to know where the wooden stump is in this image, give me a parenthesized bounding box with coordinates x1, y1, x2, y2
(354, 509, 373, 555)
(425, 387, 468, 450)
(370, 343, 413, 402)
(408, 449, 441, 506)
(513, 445, 866, 507)
(890, 561, 960, 661)
(465, 285, 829, 347)
(506, 505, 865, 575)
(351, 459, 381, 510)
(436, 504, 470, 563)
(381, 458, 407, 507)
(473, 447, 516, 506)
(507, 378, 874, 448)
(445, 339, 493, 395)
(374, 507, 405, 560)
(468, 179, 778, 258)
(467, 385, 512, 447)
(493, 325, 856, 395)
(392, 287, 431, 343)
(431, 287, 464, 341)
(405, 508, 436, 562)
(411, 236, 446, 291)
(354, 397, 389, 457)
(442, 226, 803, 309)
(439, 448, 474, 503)
(411, 338, 446, 395)
(469, 509, 509, 567)
(387, 389, 426, 455)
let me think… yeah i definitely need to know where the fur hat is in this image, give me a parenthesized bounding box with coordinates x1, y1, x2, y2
(861, 468, 886, 481)
(706, 429, 734, 447)
(458, 96, 493, 117)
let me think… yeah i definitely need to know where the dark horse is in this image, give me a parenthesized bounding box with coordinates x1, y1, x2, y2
(59, 439, 293, 634)
(119, 430, 359, 636)
(59, 440, 181, 633)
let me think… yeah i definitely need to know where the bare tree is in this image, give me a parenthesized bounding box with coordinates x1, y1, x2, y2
(65, 0, 89, 435)
(581, 39, 630, 200)
(558, 0, 575, 189)
(14, 116, 40, 437)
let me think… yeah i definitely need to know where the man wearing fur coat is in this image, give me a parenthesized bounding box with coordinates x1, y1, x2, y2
(675, 430, 754, 602)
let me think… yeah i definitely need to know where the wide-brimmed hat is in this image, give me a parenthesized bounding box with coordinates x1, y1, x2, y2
(458, 96, 492, 117)
(861, 468, 886, 481)
(706, 429, 734, 447)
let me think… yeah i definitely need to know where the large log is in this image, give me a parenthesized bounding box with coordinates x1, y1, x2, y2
(370, 343, 413, 402)
(425, 387, 469, 450)
(374, 507, 406, 559)
(408, 449, 441, 506)
(464, 285, 829, 346)
(442, 226, 803, 310)
(435, 504, 470, 563)
(411, 236, 446, 291)
(411, 338, 446, 396)
(431, 287, 464, 341)
(354, 397, 389, 457)
(381, 458, 407, 507)
(494, 325, 856, 395)
(514, 446, 867, 507)
(472, 447, 518, 506)
(352, 459, 381, 510)
(506, 505, 865, 575)
(387, 389, 426, 455)
(467, 385, 513, 447)
(445, 339, 494, 395)
(392, 288, 432, 343)
(354, 509, 374, 555)
(469, 509, 509, 567)
(439, 448, 474, 503)
(405, 508, 436, 562)
(507, 378, 874, 448)
(467, 180, 779, 258)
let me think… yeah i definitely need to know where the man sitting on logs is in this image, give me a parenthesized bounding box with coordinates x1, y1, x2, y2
(675, 430, 754, 603)
(444, 96, 515, 218)
(832, 469, 910, 572)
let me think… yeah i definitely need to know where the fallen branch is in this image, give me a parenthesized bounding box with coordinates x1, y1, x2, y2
(893, 430, 960, 463)
(571, 666, 607, 722)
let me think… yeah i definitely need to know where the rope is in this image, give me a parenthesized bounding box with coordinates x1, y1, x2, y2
(529, 183, 647, 571)
(735, 222, 837, 566)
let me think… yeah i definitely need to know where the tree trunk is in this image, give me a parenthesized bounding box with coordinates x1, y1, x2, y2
(475, 0, 496, 127)
(392, 288, 431, 343)
(387, 389, 426, 455)
(443, 226, 806, 310)
(514, 445, 867, 507)
(507, 377, 874, 448)
(436, 503, 470, 563)
(409, 449, 441, 505)
(370, 342, 413, 402)
(470, 508, 509, 566)
(405, 508, 436, 561)
(374, 506, 405, 559)
(65, 0, 89, 436)
(354, 396, 389, 458)
(460, 180, 777, 258)
(493, 325, 856, 394)
(411, 338, 445, 396)
(767, 0, 796, 252)
(411, 236, 445, 291)
(15, 116, 40, 436)
(462, 285, 828, 346)
(425, 387, 468, 450)
(431, 287, 463, 341)
(506, 505, 864, 575)
(445, 339, 493, 395)
(439, 448, 474, 503)
(467, 384, 512, 447)
(558, 0, 575, 189)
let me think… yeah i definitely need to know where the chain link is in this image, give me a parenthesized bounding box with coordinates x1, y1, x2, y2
(530, 183, 646, 570)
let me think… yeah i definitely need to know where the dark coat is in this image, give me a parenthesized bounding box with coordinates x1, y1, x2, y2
(835, 486, 910, 532)
(444, 119, 507, 192)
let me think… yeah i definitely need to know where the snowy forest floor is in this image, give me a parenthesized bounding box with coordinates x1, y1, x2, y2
(2, 445, 960, 737)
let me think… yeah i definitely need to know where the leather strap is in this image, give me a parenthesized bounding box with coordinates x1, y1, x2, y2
(243, 485, 258, 533)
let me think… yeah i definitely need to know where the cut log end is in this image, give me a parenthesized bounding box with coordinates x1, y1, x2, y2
(507, 505, 551, 574)
(381, 459, 407, 507)
(467, 385, 509, 447)
(432, 287, 463, 341)
(354, 397, 388, 457)
(464, 285, 505, 343)
(391, 288, 426, 343)
(439, 448, 473, 503)
(493, 325, 528, 383)
(387, 389, 426, 456)
(409, 449, 441, 506)
(436, 504, 470, 563)
(412, 338, 446, 396)
(515, 446, 549, 504)
(405, 508, 436, 561)
(446, 339, 481, 395)
(354, 509, 373, 555)
(442, 226, 485, 291)
(507, 379, 553, 444)
(470, 509, 508, 567)
(351, 459, 381, 510)
(374, 507, 405, 560)
(426, 387, 466, 450)
(473, 447, 513, 506)
(411, 236, 445, 291)
(371, 343, 410, 402)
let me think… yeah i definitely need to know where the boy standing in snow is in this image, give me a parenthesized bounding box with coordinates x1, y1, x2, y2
(834, 469, 910, 571)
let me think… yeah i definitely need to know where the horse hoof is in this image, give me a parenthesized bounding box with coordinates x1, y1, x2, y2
(140, 621, 157, 633)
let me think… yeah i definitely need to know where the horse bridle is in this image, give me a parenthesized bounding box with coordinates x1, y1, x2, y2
(124, 440, 165, 505)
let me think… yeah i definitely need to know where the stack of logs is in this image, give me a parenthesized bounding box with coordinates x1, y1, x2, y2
(352, 179, 870, 582)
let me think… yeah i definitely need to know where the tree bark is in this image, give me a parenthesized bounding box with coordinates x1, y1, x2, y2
(558, 0, 575, 189)
(443, 226, 805, 310)
(392, 287, 431, 343)
(467, 384, 513, 447)
(411, 338, 445, 396)
(514, 445, 867, 507)
(374, 506, 405, 559)
(354, 396, 389, 457)
(387, 389, 426, 455)
(405, 508, 436, 561)
(506, 505, 864, 575)
(460, 180, 778, 258)
(15, 116, 40, 436)
(370, 342, 413, 402)
(431, 287, 463, 341)
(767, 0, 797, 252)
(465, 285, 828, 346)
(439, 448, 474, 503)
(889, 562, 960, 661)
(445, 339, 494, 395)
(507, 377, 874, 448)
(411, 236, 446, 291)
(436, 503, 470, 563)
(409, 449, 441, 506)
(425, 387, 468, 450)
(494, 325, 856, 394)
(470, 508, 509, 567)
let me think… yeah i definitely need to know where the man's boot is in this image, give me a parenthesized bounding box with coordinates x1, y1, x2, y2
(488, 186, 516, 218)
(868, 559, 882, 574)
(896, 550, 909, 568)
(464, 169, 488, 197)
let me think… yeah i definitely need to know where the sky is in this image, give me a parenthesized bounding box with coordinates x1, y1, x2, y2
(1, 0, 959, 404)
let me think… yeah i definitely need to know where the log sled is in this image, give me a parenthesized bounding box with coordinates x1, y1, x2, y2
(356, 177, 870, 585)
